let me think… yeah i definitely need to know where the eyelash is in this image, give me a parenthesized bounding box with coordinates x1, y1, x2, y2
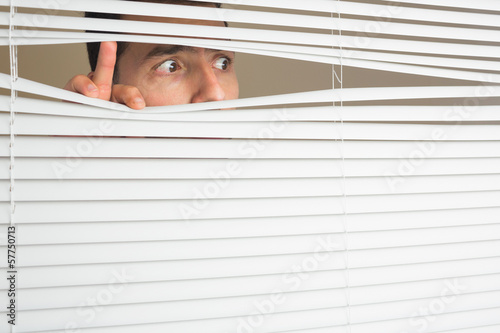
(219, 55, 233, 66)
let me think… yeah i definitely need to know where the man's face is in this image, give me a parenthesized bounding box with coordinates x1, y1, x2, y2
(115, 14, 239, 106)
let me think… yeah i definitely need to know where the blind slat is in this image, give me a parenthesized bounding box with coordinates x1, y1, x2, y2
(3, 175, 500, 202)
(350, 307, 500, 333)
(9, 273, 500, 313)
(3, 112, 500, 141)
(3, 96, 500, 122)
(11, 209, 500, 244)
(3, 307, 347, 333)
(4, 137, 500, 159)
(378, 0, 500, 12)
(2, 157, 499, 180)
(8, 299, 500, 332)
(11, 237, 500, 268)
(11, 256, 500, 290)
(3, 191, 500, 223)
(5, 290, 500, 333)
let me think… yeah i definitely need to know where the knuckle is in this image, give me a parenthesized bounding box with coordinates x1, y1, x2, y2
(72, 74, 89, 83)
(125, 85, 141, 96)
(111, 85, 143, 106)
(65, 75, 91, 92)
(116, 85, 140, 98)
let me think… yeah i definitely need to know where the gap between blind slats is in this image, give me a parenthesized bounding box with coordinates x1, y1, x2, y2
(8, 0, 500, 29)
(5, 12, 500, 50)
(2, 44, 499, 84)
(4, 29, 500, 61)
(4, 30, 500, 75)
(2, 74, 498, 112)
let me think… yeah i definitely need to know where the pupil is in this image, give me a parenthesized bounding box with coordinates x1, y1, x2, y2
(221, 59, 228, 70)
(169, 62, 177, 72)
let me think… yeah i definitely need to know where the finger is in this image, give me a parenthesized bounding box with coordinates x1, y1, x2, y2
(92, 41, 118, 101)
(110, 84, 146, 110)
(63, 74, 99, 98)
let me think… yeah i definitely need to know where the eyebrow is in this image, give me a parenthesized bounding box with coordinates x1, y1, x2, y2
(144, 45, 224, 61)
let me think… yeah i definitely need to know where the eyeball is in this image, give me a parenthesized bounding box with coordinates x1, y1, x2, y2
(157, 59, 179, 73)
(214, 57, 230, 71)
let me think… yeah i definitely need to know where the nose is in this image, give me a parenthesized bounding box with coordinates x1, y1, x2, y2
(190, 63, 226, 104)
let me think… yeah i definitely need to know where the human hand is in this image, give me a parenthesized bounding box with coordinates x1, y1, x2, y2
(64, 41, 146, 110)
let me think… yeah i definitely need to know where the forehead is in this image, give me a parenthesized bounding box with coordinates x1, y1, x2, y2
(118, 14, 226, 63)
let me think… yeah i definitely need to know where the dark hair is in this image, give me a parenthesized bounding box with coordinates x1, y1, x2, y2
(85, 1, 221, 82)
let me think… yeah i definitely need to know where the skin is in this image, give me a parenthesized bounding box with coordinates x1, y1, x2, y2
(64, 15, 239, 109)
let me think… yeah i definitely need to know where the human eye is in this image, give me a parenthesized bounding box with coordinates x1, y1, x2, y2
(156, 59, 180, 74)
(213, 56, 231, 71)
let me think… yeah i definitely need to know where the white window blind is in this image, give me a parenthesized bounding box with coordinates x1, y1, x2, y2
(1, 0, 500, 332)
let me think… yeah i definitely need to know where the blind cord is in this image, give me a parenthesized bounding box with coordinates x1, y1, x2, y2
(8, 3, 17, 331)
(333, 1, 352, 331)
(8, 0, 17, 225)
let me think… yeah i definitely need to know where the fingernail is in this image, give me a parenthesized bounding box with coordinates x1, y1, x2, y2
(87, 84, 99, 96)
(134, 98, 145, 107)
